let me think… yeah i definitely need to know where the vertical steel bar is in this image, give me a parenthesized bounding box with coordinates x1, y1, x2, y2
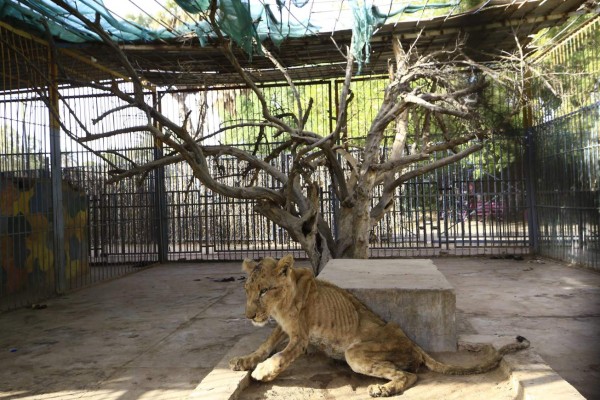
(523, 63, 539, 253)
(153, 90, 168, 262)
(525, 129, 539, 253)
(48, 50, 66, 294)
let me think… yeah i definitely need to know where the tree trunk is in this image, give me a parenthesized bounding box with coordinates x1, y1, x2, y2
(336, 191, 373, 259)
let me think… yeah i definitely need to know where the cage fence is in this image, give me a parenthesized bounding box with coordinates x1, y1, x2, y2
(155, 75, 531, 261)
(1, 25, 58, 310)
(59, 85, 160, 267)
(531, 103, 600, 268)
(1, 14, 599, 312)
(533, 15, 600, 121)
(530, 15, 600, 270)
(0, 24, 160, 311)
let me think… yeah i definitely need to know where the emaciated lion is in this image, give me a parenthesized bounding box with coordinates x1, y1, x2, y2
(229, 255, 529, 397)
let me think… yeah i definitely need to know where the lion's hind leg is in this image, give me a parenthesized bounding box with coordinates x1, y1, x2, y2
(345, 342, 418, 397)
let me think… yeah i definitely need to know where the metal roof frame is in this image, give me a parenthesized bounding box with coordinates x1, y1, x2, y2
(0, 0, 592, 89)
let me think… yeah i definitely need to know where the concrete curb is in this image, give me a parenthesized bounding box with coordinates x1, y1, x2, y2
(193, 331, 585, 400)
(502, 353, 585, 400)
(188, 328, 270, 400)
(460, 334, 585, 400)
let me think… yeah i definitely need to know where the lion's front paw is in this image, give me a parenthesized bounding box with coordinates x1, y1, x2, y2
(368, 384, 393, 397)
(251, 358, 280, 382)
(229, 355, 258, 371)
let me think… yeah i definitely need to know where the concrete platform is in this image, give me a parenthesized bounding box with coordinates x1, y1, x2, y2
(319, 259, 456, 352)
(191, 330, 585, 400)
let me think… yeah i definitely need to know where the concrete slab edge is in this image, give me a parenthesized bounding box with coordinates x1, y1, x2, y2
(188, 328, 270, 400)
(459, 334, 585, 400)
(191, 331, 585, 400)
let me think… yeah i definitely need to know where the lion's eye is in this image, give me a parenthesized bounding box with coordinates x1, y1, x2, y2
(259, 288, 269, 297)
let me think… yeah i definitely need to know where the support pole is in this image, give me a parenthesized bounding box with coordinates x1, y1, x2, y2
(48, 51, 66, 293)
(523, 72, 539, 253)
(153, 90, 169, 263)
(525, 129, 539, 253)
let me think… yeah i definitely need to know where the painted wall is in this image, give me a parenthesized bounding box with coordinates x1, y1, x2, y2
(0, 177, 89, 295)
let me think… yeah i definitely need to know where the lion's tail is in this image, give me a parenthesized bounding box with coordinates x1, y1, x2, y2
(420, 336, 530, 375)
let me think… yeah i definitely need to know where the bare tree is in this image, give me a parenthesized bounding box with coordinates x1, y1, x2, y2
(46, 0, 547, 273)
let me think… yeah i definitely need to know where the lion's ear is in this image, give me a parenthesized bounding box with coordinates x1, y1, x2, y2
(242, 258, 257, 274)
(276, 254, 294, 276)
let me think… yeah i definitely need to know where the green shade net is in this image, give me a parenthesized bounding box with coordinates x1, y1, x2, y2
(0, 0, 177, 42)
(174, 0, 320, 57)
(174, 0, 458, 66)
(0, 0, 458, 69)
(350, 1, 459, 73)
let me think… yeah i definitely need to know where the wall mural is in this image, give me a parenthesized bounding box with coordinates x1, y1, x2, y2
(0, 177, 88, 294)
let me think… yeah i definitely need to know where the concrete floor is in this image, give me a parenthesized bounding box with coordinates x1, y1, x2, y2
(0, 257, 599, 400)
(438, 257, 600, 400)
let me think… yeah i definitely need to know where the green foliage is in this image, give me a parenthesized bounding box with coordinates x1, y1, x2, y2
(532, 14, 595, 49)
(219, 83, 332, 150)
(125, 0, 196, 30)
(216, 69, 528, 179)
(344, 78, 389, 144)
(0, 123, 44, 172)
(532, 16, 600, 120)
(387, 0, 480, 22)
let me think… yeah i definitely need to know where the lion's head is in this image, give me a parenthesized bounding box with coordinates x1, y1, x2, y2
(241, 255, 295, 327)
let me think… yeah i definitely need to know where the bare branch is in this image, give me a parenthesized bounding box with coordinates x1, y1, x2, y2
(204, 12, 293, 134)
(371, 153, 431, 174)
(389, 143, 484, 193)
(106, 153, 184, 181)
(78, 126, 154, 142)
(370, 142, 484, 224)
(261, 44, 304, 129)
(403, 93, 470, 118)
(425, 133, 479, 153)
(332, 48, 355, 142)
(92, 104, 137, 125)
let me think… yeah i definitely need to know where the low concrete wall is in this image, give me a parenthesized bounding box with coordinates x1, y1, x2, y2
(319, 259, 456, 352)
